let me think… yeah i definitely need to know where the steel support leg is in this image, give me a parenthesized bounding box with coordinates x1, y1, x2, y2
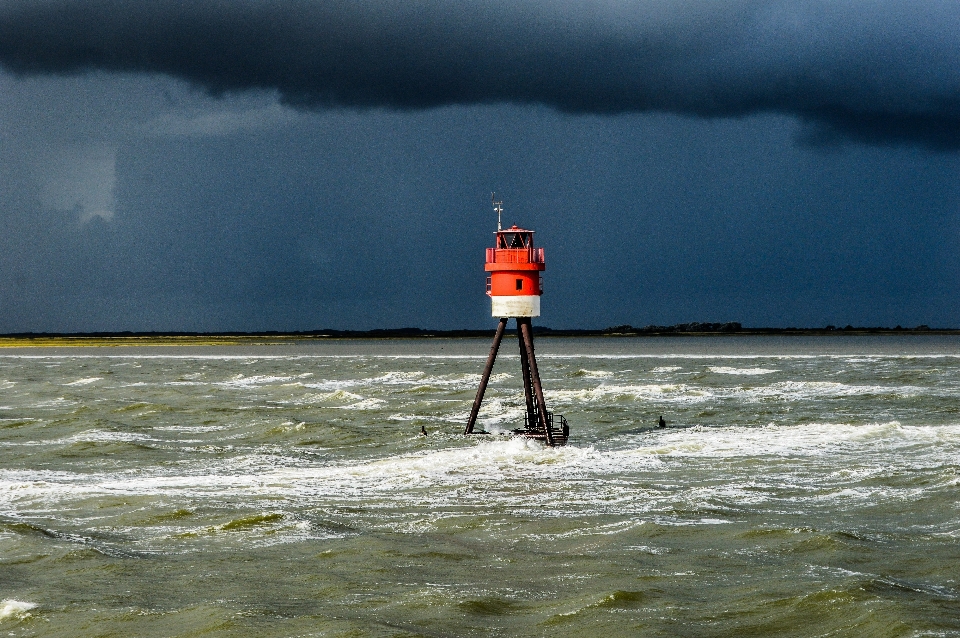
(518, 323, 536, 429)
(520, 318, 555, 446)
(464, 317, 508, 434)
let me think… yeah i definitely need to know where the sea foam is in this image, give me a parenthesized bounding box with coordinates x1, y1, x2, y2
(0, 600, 37, 621)
(708, 366, 779, 375)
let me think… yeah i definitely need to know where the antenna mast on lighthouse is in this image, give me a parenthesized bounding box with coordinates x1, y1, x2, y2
(492, 193, 503, 231)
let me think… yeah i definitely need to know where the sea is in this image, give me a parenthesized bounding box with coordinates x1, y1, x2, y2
(1, 335, 958, 637)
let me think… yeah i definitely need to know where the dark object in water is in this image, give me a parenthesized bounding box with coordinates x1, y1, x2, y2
(658, 415, 666, 428)
(420, 425, 427, 436)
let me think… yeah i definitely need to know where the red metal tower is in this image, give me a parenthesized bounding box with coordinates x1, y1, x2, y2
(464, 196, 569, 446)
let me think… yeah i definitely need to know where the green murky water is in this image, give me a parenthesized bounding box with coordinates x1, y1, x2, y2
(1, 336, 959, 636)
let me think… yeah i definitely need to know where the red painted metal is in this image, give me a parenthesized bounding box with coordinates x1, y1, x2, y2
(485, 227, 545, 297)
(485, 247, 544, 265)
(488, 272, 540, 296)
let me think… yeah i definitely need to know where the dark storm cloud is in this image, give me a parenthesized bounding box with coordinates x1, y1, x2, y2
(0, 0, 958, 148)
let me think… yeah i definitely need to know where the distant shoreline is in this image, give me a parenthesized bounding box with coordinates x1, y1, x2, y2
(0, 323, 956, 347)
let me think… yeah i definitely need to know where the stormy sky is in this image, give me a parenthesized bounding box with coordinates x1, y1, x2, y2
(0, 0, 959, 331)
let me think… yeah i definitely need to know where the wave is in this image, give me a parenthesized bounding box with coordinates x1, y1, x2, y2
(569, 369, 614, 378)
(151, 369, 511, 399)
(2, 421, 958, 531)
(337, 398, 387, 410)
(744, 381, 926, 401)
(24, 398, 78, 409)
(546, 384, 711, 405)
(708, 366, 779, 375)
(7, 352, 960, 361)
(216, 374, 298, 388)
(63, 377, 102, 386)
(57, 430, 157, 444)
(0, 600, 37, 621)
(10, 420, 953, 487)
(620, 421, 960, 462)
(539, 379, 931, 407)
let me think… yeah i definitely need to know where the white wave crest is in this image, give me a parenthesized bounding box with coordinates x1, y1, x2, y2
(63, 377, 101, 386)
(60, 430, 155, 444)
(708, 366, 779, 375)
(453, 397, 527, 428)
(286, 389, 384, 409)
(217, 374, 296, 388)
(3, 422, 959, 520)
(315, 390, 364, 403)
(0, 600, 37, 620)
(338, 398, 387, 410)
(746, 381, 923, 401)
(301, 380, 360, 391)
(546, 384, 710, 405)
(26, 398, 77, 409)
(570, 369, 614, 378)
(304, 371, 511, 392)
(623, 421, 960, 461)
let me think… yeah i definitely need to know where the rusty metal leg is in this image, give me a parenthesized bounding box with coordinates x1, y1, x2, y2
(465, 317, 508, 434)
(518, 323, 536, 430)
(520, 318, 555, 446)
(526, 319, 544, 398)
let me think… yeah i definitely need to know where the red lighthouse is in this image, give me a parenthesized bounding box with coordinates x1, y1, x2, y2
(464, 195, 569, 446)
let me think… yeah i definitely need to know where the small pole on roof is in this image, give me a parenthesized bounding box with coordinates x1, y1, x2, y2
(492, 192, 503, 231)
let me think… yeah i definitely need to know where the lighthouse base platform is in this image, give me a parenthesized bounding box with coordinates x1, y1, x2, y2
(511, 411, 569, 446)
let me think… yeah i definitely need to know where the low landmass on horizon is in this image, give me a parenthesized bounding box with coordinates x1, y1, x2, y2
(0, 322, 948, 347)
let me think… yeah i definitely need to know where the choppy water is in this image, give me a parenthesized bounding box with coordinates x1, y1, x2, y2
(1, 336, 959, 637)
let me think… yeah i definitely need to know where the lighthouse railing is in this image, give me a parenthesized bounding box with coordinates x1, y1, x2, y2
(485, 247, 544, 264)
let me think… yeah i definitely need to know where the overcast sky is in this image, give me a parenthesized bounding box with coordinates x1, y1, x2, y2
(1, 0, 959, 332)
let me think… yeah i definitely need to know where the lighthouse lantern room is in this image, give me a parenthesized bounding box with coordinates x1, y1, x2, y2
(465, 195, 569, 446)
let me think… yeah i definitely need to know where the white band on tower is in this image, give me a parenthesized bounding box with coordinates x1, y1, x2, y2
(491, 296, 540, 317)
